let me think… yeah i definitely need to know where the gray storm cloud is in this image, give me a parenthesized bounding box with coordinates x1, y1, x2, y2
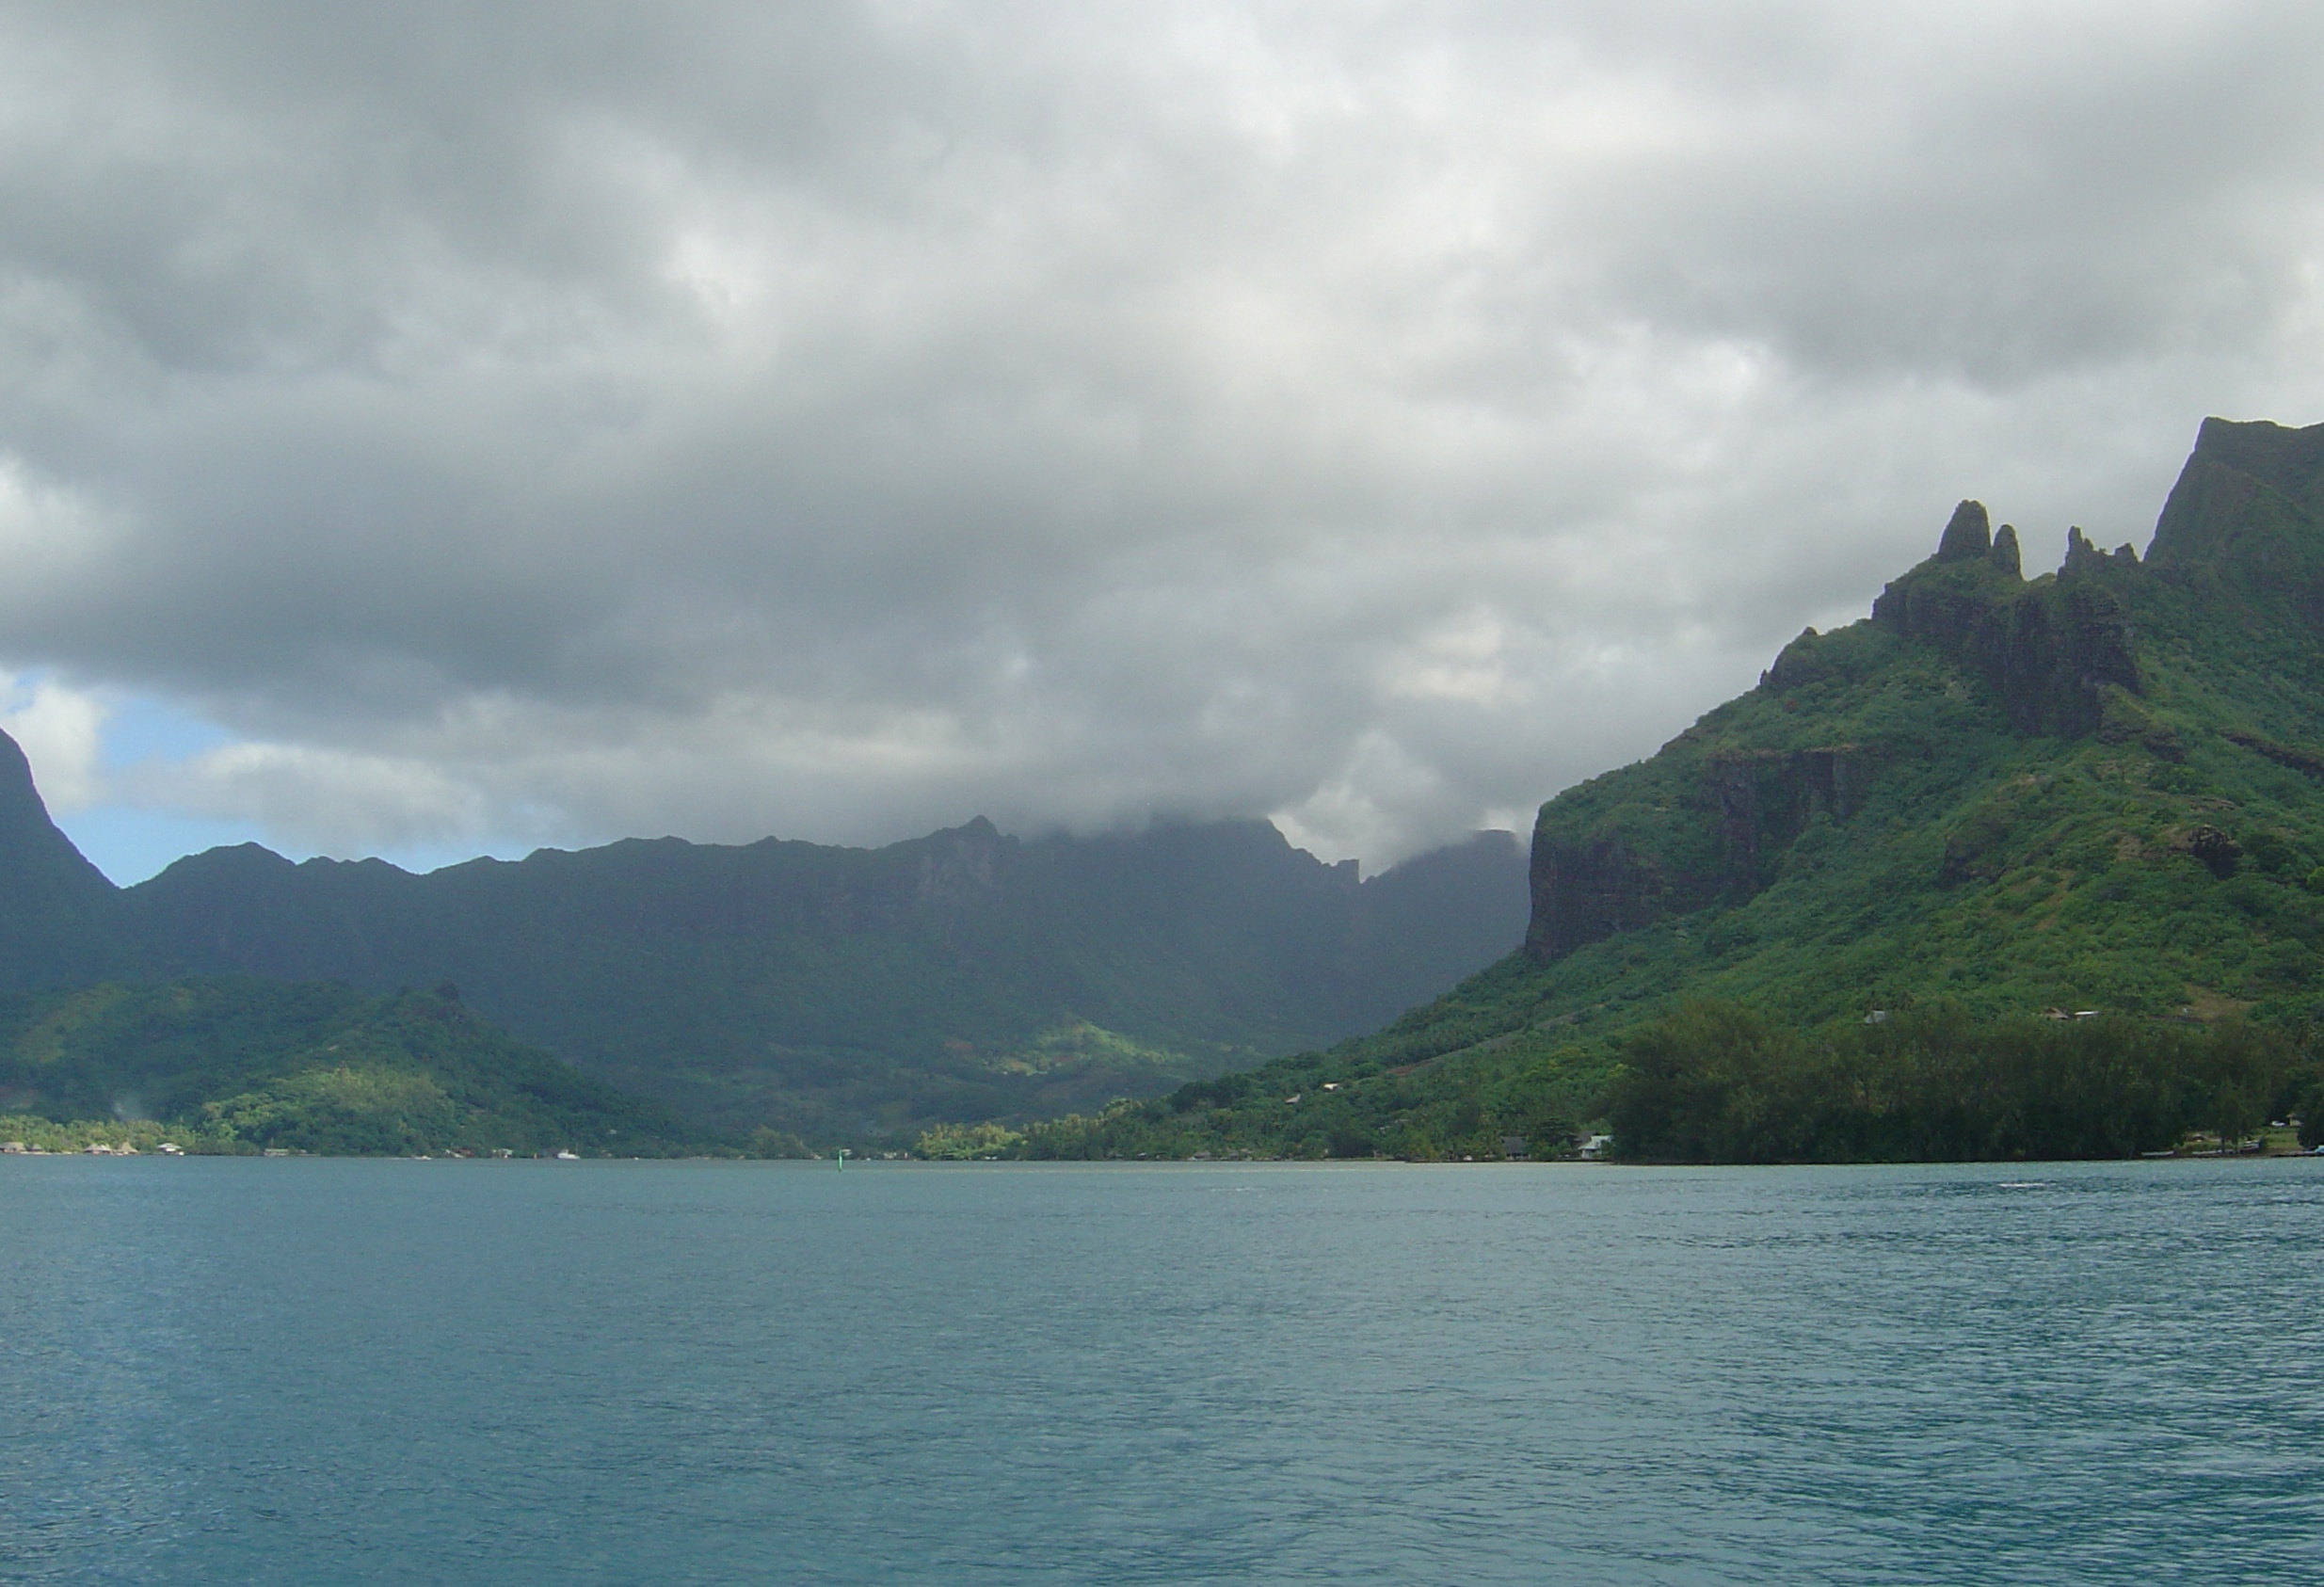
(0, 0, 2320, 865)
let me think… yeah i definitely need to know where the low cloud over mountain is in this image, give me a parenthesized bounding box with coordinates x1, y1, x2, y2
(1, 2, 2320, 869)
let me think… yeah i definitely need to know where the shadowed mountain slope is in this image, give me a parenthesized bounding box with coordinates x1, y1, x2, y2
(0, 746, 1528, 1137)
(0, 733, 125, 988)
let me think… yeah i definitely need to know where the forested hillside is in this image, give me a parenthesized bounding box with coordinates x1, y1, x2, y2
(1004, 418, 2324, 1162)
(0, 979, 712, 1157)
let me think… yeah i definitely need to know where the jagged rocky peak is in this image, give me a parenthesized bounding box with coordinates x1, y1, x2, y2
(1988, 523, 2022, 577)
(1868, 498, 2142, 736)
(2057, 527, 2140, 574)
(1934, 500, 1992, 562)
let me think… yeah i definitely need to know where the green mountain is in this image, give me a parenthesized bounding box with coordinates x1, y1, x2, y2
(0, 978, 713, 1157)
(0, 738, 1528, 1140)
(1012, 417, 2324, 1162)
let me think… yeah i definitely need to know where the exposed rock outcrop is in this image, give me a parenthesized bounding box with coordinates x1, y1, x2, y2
(1525, 745, 1870, 962)
(2222, 729, 2324, 781)
(1989, 523, 2022, 577)
(1705, 745, 1869, 894)
(2184, 825, 2241, 879)
(1870, 514, 2140, 737)
(1934, 499, 1992, 562)
(1524, 838, 1677, 962)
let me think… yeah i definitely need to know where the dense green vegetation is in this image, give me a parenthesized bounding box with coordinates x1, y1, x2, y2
(986, 418, 2324, 1162)
(1607, 1001, 2315, 1162)
(957, 997, 2319, 1163)
(0, 978, 724, 1156)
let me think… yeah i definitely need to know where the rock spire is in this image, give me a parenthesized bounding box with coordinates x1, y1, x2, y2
(1935, 500, 1992, 562)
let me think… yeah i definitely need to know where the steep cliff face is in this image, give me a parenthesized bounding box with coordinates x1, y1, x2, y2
(1524, 745, 1874, 962)
(2143, 416, 2324, 631)
(2147, 416, 2324, 562)
(1868, 505, 2140, 738)
(1705, 745, 1872, 891)
(1524, 838, 1677, 961)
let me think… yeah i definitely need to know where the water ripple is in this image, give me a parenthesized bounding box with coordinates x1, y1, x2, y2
(3, 1158, 2320, 1583)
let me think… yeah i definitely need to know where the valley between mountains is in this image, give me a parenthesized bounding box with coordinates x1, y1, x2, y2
(10, 417, 2324, 1162)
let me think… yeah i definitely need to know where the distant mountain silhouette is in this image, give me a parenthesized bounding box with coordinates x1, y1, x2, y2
(0, 732, 123, 987)
(0, 747, 1527, 1137)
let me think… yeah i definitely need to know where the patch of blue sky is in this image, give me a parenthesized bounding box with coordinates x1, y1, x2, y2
(56, 806, 272, 887)
(64, 811, 542, 886)
(41, 690, 253, 884)
(52, 691, 537, 885)
(94, 691, 239, 768)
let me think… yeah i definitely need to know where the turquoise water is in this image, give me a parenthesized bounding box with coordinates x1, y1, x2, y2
(4, 1159, 2321, 1584)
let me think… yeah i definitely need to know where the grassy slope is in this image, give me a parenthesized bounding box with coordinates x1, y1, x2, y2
(0, 978, 724, 1156)
(1008, 419, 2324, 1160)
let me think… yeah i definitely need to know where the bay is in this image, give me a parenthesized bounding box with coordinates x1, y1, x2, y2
(4, 1158, 2321, 1584)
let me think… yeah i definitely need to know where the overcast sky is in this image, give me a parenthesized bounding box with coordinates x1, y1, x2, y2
(1, 1, 2320, 882)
